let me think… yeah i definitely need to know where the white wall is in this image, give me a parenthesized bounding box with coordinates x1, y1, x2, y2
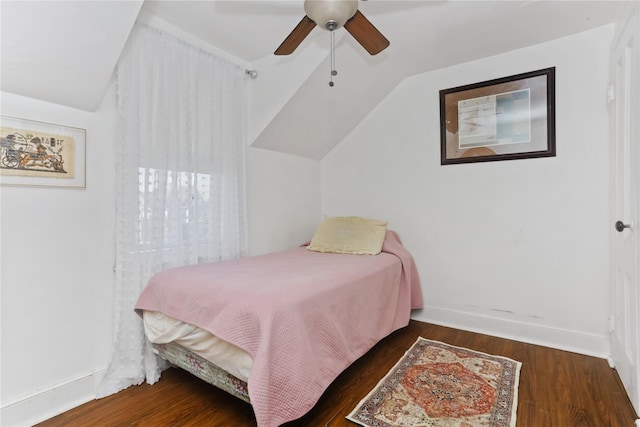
(321, 25, 614, 357)
(0, 85, 117, 424)
(0, 96, 321, 426)
(247, 148, 321, 255)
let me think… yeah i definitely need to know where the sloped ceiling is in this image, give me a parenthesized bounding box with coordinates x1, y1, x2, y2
(1, 1, 143, 111)
(1, 1, 625, 158)
(247, 0, 625, 159)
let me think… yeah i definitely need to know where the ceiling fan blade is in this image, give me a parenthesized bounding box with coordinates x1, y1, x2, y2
(343, 10, 389, 55)
(274, 16, 316, 55)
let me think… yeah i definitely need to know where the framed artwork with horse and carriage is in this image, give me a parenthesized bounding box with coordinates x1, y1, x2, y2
(0, 116, 86, 188)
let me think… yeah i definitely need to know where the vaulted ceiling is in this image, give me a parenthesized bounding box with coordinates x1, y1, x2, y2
(1, 1, 626, 159)
(1, 1, 143, 111)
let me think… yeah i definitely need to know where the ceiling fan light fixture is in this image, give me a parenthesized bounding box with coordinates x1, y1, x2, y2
(304, 0, 358, 31)
(274, 0, 389, 57)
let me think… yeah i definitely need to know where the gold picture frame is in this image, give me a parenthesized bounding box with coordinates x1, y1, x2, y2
(0, 116, 86, 188)
(440, 67, 556, 165)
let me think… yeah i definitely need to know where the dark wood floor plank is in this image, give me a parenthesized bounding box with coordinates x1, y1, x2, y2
(37, 320, 638, 427)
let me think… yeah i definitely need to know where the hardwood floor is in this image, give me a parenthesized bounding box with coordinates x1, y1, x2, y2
(38, 320, 637, 427)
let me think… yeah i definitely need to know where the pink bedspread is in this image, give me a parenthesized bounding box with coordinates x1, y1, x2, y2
(135, 231, 422, 427)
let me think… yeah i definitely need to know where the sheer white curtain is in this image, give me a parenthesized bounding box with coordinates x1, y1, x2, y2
(97, 22, 247, 397)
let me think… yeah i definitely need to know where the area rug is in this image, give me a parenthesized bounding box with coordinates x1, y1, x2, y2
(347, 337, 521, 427)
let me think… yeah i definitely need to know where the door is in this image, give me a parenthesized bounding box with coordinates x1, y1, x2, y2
(609, 3, 640, 417)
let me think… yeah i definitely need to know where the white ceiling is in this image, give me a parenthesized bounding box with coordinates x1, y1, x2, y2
(1, 1, 143, 111)
(141, 1, 624, 65)
(0, 1, 628, 158)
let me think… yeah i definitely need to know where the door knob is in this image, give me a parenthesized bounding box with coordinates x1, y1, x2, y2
(615, 220, 631, 232)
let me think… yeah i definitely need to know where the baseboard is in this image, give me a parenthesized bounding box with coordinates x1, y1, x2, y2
(0, 368, 106, 427)
(413, 305, 609, 358)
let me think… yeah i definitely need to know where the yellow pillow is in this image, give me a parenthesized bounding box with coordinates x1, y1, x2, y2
(308, 216, 388, 255)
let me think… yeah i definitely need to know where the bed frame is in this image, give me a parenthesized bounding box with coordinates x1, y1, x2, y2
(152, 342, 250, 403)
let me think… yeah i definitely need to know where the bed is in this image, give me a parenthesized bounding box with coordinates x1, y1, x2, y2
(135, 217, 423, 427)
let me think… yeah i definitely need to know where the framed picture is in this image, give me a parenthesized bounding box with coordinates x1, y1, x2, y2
(0, 116, 86, 188)
(440, 67, 555, 165)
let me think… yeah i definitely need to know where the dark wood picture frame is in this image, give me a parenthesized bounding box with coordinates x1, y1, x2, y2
(440, 67, 556, 165)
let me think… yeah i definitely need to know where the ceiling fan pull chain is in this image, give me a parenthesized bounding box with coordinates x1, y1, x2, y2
(329, 30, 337, 87)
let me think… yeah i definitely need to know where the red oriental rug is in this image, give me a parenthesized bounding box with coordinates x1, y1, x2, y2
(347, 337, 521, 427)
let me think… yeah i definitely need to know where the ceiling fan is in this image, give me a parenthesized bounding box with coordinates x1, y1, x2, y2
(274, 0, 390, 56)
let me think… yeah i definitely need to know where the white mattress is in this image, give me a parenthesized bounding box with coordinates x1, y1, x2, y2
(143, 310, 253, 382)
